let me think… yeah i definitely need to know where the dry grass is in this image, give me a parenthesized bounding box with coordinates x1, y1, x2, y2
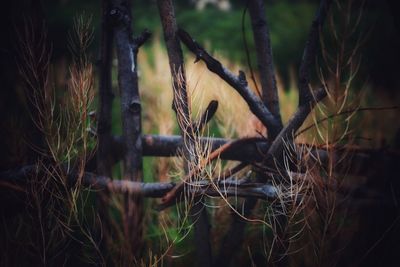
(9, 4, 399, 265)
(7, 14, 104, 266)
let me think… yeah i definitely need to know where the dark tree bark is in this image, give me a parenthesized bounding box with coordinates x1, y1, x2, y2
(102, 134, 385, 176)
(178, 29, 281, 138)
(97, 0, 114, 178)
(111, 0, 150, 256)
(96, 0, 115, 261)
(157, 1, 212, 266)
(266, 1, 332, 266)
(0, 165, 279, 201)
(248, 0, 283, 128)
(214, 197, 257, 267)
(192, 100, 218, 133)
(298, 0, 333, 105)
(215, 2, 284, 262)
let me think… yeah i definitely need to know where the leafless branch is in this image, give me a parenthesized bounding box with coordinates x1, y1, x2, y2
(298, 0, 333, 105)
(266, 88, 327, 161)
(219, 2, 283, 259)
(178, 28, 281, 138)
(0, 165, 278, 204)
(97, 0, 114, 178)
(248, 0, 282, 127)
(265, 0, 332, 163)
(111, 0, 150, 254)
(158, 0, 212, 265)
(192, 100, 218, 133)
(104, 134, 389, 176)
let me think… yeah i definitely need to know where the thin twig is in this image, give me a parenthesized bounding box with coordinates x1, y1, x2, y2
(296, 106, 399, 137)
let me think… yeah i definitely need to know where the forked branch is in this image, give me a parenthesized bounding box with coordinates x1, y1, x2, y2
(97, 0, 114, 177)
(178, 28, 281, 138)
(266, 0, 332, 161)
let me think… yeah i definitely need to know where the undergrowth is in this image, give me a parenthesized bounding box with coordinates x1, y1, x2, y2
(3, 2, 399, 266)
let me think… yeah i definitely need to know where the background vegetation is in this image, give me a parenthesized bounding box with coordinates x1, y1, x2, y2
(0, 0, 399, 266)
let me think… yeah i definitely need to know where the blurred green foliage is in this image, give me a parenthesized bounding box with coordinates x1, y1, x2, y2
(43, 0, 317, 81)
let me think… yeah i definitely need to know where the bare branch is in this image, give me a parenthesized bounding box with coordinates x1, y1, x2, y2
(220, 3, 283, 259)
(0, 165, 278, 205)
(97, 0, 114, 177)
(112, 0, 147, 182)
(267, 88, 327, 161)
(298, 0, 333, 105)
(248, 0, 282, 127)
(96, 0, 116, 253)
(111, 0, 150, 254)
(158, 1, 212, 265)
(265, 0, 332, 163)
(133, 29, 151, 48)
(157, 0, 190, 119)
(104, 134, 389, 176)
(178, 28, 281, 138)
(139, 135, 268, 161)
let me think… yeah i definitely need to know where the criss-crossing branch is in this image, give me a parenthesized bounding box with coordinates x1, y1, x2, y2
(178, 28, 281, 139)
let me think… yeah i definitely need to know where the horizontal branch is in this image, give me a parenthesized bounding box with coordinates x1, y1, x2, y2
(96, 134, 397, 176)
(0, 165, 278, 202)
(156, 179, 277, 210)
(178, 28, 281, 138)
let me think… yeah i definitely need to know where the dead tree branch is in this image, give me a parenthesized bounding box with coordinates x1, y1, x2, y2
(192, 100, 218, 133)
(0, 165, 278, 206)
(111, 0, 150, 255)
(266, 88, 327, 161)
(219, 2, 283, 259)
(97, 0, 114, 178)
(139, 135, 268, 161)
(266, 0, 333, 163)
(157, 0, 212, 265)
(104, 134, 390, 176)
(96, 0, 115, 255)
(248, 0, 282, 127)
(298, 0, 333, 105)
(178, 28, 281, 138)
